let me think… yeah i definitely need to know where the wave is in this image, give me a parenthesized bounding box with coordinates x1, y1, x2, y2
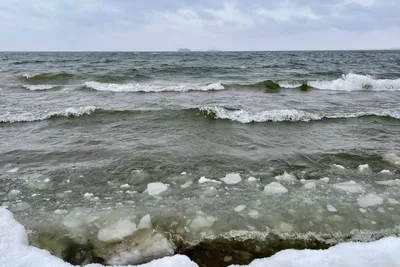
(200, 106, 400, 123)
(0, 106, 97, 123)
(21, 72, 77, 84)
(22, 85, 60, 91)
(228, 73, 400, 92)
(83, 81, 225, 93)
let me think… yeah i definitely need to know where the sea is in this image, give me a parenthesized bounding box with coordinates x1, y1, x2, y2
(1, 51, 400, 267)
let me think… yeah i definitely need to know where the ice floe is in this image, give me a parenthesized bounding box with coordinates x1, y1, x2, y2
(264, 182, 288, 195)
(147, 182, 168, 196)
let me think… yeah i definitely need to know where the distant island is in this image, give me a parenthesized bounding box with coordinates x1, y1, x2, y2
(177, 48, 191, 52)
(207, 49, 222, 52)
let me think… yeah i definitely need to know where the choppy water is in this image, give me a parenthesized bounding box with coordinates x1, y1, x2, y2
(1, 51, 400, 266)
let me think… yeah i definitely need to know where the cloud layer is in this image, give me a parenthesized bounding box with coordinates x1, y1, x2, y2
(1, 0, 399, 51)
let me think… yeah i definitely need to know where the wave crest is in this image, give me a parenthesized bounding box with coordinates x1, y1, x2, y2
(1, 106, 97, 123)
(21, 72, 77, 83)
(83, 81, 225, 93)
(200, 107, 322, 123)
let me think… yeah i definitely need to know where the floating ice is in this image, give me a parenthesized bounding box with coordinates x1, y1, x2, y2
(388, 198, 400, 204)
(359, 208, 367, 213)
(247, 177, 259, 182)
(198, 176, 221, 184)
(358, 164, 370, 172)
(304, 182, 317, 190)
(333, 181, 364, 193)
(274, 172, 296, 182)
(327, 204, 337, 213)
(120, 184, 131, 189)
(138, 214, 152, 229)
(357, 194, 384, 208)
(147, 182, 168, 196)
(181, 181, 193, 188)
(248, 210, 260, 219)
(189, 216, 215, 232)
(320, 177, 330, 183)
(7, 167, 19, 173)
(181, 172, 187, 175)
(234, 205, 247, 212)
(84, 192, 94, 199)
(379, 170, 392, 174)
(332, 164, 346, 170)
(54, 209, 68, 215)
(375, 179, 400, 186)
(264, 182, 288, 195)
(97, 219, 137, 242)
(8, 189, 20, 197)
(221, 173, 242, 185)
(383, 153, 400, 165)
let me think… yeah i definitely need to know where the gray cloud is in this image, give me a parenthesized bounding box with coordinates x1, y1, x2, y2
(0, 0, 399, 51)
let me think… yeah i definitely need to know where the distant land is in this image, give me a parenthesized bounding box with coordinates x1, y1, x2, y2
(177, 48, 191, 52)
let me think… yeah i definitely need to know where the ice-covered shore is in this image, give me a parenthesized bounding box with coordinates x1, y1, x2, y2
(1, 208, 400, 267)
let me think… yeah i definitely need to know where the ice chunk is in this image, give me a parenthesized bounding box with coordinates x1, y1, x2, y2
(333, 181, 364, 193)
(358, 164, 370, 172)
(304, 182, 316, 190)
(357, 194, 384, 208)
(383, 153, 400, 165)
(320, 177, 330, 183)
(274, 171, 296, 182)
(181, 181, 193, 188)
(327, 204, 337, 212)
(84, 192, 94, 199)
(120, 184, 130, 189)
(97, 219, 137, 242)
(388, 198, 400, 204)
(248, 210, 260, 219)
(181, 172, 187, 175)
(375, 179, 400, 186)
(147, 182, 168, 196)
(221, 173, 242, 184)
(333, 164, 346, 169)
(54, 209, 68, 215)
(8, 189, 20, 197)
(380, 170, 392, 174)
(359, 208, 367, 213)
(138, 214, 152, 229)
(190, 216, 215, 232)
(264, 182, 288, 195)
(198, 176, 221, 184)
(234, 205, 247, 212)
(247, 177, 259, 182)
(7, 167, 19, 173)
(43, 178, 51, 183)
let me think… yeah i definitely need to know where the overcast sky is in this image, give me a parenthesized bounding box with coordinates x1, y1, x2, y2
(1, 0, 399, 51)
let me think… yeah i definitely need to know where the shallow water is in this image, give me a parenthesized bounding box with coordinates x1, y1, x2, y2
(1, 51, 400, 266)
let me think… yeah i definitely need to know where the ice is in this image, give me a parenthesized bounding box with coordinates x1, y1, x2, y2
(147, 182, 168, 196)
(378, 207, 385, 213)
(84, 192, 94, 199)
(332, 164, 346, 170)
(189, 216, 215, 232)
(54, 209, 68, 215)
(198, 176, 221, 184)
(97, 219, 137, 242)
(375, 179, 400, 186)
(274, 171, 296, 182)
(264, 182, 288, 195)
(221, 173, 242, 184)
(8, 189, 21, 197)
(333, 181, 364, 193)
(327, 204, 337, 212)
(359, 208, 367, 213)
(383, 153, 400, 165)
(358, 164, 370, 172)
(181, 172, 187, 175)
(248, 210, 260, 219)
(138, 214, 152, 229)
(380, 170, 392, 174)
(388, 198, 400, 204)
(304, 182, 316, 190)
(357, 194, 384, 208)
(181, 181, 193, 188)
(43, 178, 51, 183)
(120, 184, 131, 189)
(247, 177, 259, 182)
(234, 205, 247, 212)
(320, 177, 330, 183)
(7, 167, 19, 173)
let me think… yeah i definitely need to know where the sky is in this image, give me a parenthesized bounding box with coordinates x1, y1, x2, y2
(0, 0, 399, 51)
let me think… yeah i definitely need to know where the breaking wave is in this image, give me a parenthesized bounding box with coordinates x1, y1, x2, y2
(21, 72, 77, 83)
(200, 106, 400, 123)
(0, 106, 98, 123)
(83, 81, 225, 93)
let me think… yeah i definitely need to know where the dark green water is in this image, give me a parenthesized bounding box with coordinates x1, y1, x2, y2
(1, 51, 400, 266)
